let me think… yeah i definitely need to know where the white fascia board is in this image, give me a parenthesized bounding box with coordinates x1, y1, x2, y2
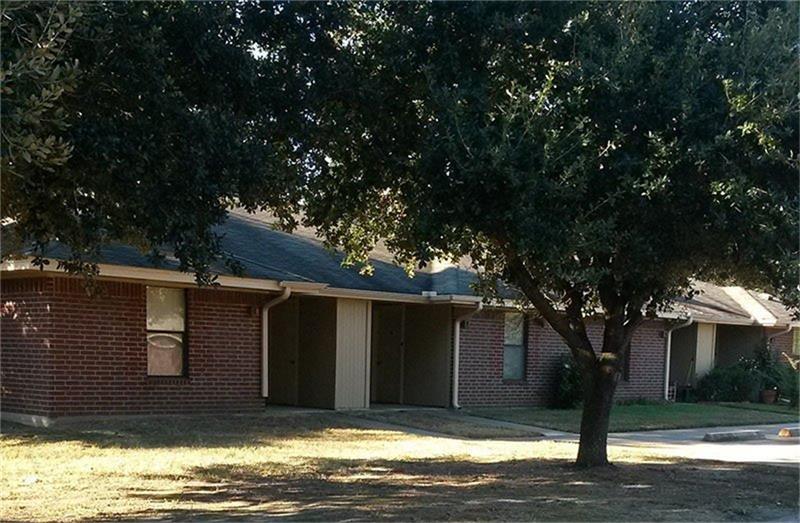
(317, 286, 430, 303)
(428, 294, 483, 305)
(280, 281, 329, 293)
(1, 257, 283, 292)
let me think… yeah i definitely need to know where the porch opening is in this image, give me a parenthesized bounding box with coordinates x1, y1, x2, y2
(267, 296, 338, 409)
(370, 302, 452, 408)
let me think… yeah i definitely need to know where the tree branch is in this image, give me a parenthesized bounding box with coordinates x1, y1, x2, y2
(504, 249, 595, 363)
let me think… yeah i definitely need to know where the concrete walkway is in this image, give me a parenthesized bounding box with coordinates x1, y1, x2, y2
(606, 423, 800, 466)
(459, 411, 800, 465)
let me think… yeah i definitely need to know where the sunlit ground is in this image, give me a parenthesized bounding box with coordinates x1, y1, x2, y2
(1, 412, 797, 521)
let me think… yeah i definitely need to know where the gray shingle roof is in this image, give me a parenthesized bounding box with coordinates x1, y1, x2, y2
(14, 212, 478, 297)
(7, 211, 795, 325)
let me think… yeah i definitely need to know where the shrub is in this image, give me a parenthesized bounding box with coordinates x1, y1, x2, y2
(778, 363, 799, 406)
(696, 362, 761, 402)
(552, 354, 583, 409)
(745, 344, 783, 391)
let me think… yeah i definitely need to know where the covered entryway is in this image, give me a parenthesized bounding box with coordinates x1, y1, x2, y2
(370, 302, 453, 407)
(267, 295, 456, 410)
(267, 295, 370, 409)
(668, 322, 771, 400)
(268, 296, 337, 408)
(669, 323, 716, 395)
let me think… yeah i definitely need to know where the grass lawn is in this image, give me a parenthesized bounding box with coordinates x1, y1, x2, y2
(1, 412, 798, 522)
(468, 402, 800, 433)
(716, 402, 800, 416)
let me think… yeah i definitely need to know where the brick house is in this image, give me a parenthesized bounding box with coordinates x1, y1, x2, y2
(1, 211, 796, 423)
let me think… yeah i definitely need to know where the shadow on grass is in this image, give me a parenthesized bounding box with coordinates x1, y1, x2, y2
(109, 457, 796, 522)
(0, 412, 365, 450)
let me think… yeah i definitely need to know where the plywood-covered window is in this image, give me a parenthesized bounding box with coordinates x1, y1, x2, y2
(503, 312, 526, 380)
(146, 287, 186, 376)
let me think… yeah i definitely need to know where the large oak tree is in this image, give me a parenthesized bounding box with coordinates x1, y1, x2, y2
(2, 1, 797, 467)
(295, 1, 799, 466)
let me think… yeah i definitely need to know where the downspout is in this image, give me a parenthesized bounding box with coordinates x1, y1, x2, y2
(766, 324, 793, 352)
(262, 286, 292, 398)
(664, 316, 693, 401)
(452, 302, 483, 409)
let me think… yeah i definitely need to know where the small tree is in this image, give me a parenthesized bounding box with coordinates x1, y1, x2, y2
(294, 2, 798, 466)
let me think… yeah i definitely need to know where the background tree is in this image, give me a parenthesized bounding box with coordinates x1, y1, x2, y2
(1, 1, 329, 281)
(296, 1, 799, 466)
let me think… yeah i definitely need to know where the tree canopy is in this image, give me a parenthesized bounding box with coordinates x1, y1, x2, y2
(1, 1, 331, 281)
(294, 1, 799, 465)
(2, 1, 797, 466)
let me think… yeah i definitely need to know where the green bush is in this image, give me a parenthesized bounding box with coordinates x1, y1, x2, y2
(745, 344, 783, 391)
(552, 354, 583, 409)
(778, 363, 799, 406)
(696, 362, 761, 402)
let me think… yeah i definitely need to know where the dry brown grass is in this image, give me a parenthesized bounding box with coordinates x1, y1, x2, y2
(347, 408, 541, 439)
(1, 412, 797, 522)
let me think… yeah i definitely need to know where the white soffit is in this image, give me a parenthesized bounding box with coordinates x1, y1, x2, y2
(722, 286, 778, 326)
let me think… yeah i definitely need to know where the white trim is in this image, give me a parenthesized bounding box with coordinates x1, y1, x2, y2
(261, 287, 293, 397)
(318, 286, 429, 303)
(664, 316, 694, 400)
(2, 258, 284, 292)
(364, 300, 373, 408)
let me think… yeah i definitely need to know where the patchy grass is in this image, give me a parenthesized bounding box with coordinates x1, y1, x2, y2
(347, 408, 541, 439)
(1, 412, 797, 522)
(468, 402, 799, 433)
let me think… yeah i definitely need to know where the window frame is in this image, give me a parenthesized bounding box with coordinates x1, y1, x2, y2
(146, 287, 188, 378)
(793, 328, 800, 355)
(502, 312, 527, 381)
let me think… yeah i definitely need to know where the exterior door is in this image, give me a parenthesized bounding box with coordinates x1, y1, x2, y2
(268, 298, 299, 405)
(370, 304, 404, 404)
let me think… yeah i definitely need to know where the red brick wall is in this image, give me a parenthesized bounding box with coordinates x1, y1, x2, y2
(767, 327, 795, 361)
(1, 278, 55, 416)
(3, 277, 267, 416)
(458, 310, 666, 407)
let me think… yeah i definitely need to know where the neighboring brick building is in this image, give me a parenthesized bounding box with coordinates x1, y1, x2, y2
(1, 212, 796, 422)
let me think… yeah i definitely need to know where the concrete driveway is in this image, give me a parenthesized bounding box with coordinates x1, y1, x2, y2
(606, 423, 800, 466)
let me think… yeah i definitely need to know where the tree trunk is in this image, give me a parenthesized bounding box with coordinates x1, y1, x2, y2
(575, 358, 619, 467)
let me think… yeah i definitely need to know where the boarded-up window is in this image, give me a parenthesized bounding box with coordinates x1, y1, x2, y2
(503, 312, 526, 380)
(147, 287, 186, 376)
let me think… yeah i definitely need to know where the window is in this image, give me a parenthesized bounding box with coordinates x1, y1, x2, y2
(146, 287, 186, 376)
(794, 328, 800, 355)
(503, 312, 526, 380)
